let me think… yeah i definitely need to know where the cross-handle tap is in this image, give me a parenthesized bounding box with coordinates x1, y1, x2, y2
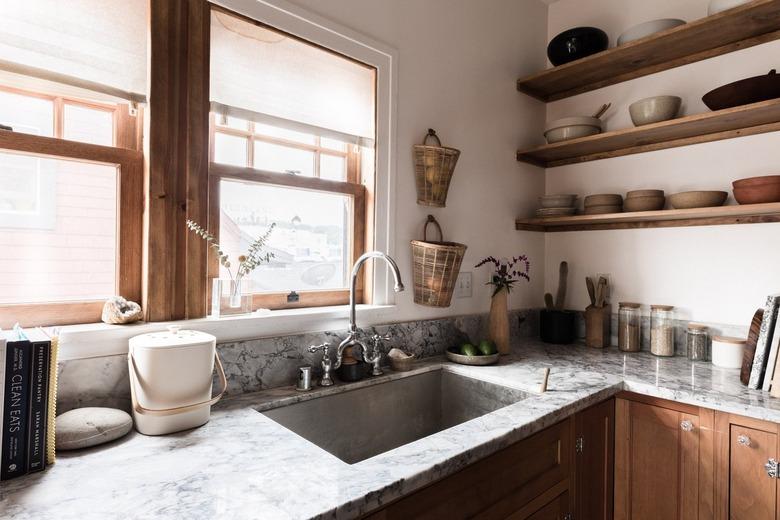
(365, 333, 391, 376)
(308, 343, 334, 386)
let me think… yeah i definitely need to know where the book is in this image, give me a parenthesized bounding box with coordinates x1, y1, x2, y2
(25, 329, 50, 473)
(0, 333, 5, 473)
(46, 335, 59, 466)
(763, 319, 780, 392)
(1, 329, 32, 480)
(749, 293, 780, 389)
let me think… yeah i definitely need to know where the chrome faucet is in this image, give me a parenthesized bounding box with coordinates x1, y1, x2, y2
(334, 251, 404, 372)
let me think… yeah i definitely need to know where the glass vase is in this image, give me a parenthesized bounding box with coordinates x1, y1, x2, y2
(211, 277, 252, 318)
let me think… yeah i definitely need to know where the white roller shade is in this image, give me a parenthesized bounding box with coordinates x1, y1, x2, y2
(210, 10, 375, 144)
(0, 0, 147, 102)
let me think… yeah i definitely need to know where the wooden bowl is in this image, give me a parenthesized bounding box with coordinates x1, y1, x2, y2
(703, 69, 780, 111)
(584, 204, 623, 215)
(669, 190, 728, 209)
(624, 196, 665, 212)
(445, 348, 499, 366)
(626, 189, 665, 199)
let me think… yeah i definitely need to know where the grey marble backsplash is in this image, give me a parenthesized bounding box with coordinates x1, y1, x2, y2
(57, 309, 538, 413)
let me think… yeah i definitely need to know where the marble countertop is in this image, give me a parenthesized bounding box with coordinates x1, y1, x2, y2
(4, 340, 780, 520)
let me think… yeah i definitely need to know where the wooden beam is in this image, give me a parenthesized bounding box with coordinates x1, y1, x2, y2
(146, 0, 210, 321)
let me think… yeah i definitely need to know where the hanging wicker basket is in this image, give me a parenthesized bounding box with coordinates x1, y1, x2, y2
(413, 129, 460, 207)
(411, 215, 467, 307)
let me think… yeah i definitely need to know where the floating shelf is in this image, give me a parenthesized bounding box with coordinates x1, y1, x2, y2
(515, 203, 780, 232)
(516, 0, 780, 102)
(516, 98, 780, 168)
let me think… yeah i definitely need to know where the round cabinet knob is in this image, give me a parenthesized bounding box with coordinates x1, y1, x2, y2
(738, 434, 752, 447)
(681, 420, 694, 432)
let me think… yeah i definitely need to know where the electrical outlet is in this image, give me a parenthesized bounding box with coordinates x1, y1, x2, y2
(455, 271, 472, 298)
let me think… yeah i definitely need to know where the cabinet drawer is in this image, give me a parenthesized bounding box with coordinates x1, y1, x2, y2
(367, 417, 572, 520)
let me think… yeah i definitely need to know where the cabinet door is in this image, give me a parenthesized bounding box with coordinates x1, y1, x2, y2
(728, 424, 777, 520)
(615, 398, 700, 520)
(575, 398, 614, 520)
(510, 490, 570, 520)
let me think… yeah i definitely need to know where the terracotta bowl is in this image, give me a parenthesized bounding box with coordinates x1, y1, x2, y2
(733, 185, 780, 205)
(624, 195, 666, 212)
(669, 190, 728, 209)
(732, 175, 780, 188)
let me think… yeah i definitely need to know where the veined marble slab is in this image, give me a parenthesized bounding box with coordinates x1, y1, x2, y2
(6, 339, 780, 520)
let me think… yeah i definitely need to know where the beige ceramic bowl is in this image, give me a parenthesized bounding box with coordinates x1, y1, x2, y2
(629, 96, 682, 126)
(627, 189, 665, 198)
(544, 117, 602, 144)
(624, 195, 666, 212)
(585, 194, 623, 207)
(539, 194, 578, 208)
(669, 190, 728, 209)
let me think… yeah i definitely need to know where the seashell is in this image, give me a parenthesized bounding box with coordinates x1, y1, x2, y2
(101, 296, 143, 324)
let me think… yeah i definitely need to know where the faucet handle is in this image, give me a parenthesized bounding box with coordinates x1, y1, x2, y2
(308, 342, 331, 354)
(370, 333, 391, 346)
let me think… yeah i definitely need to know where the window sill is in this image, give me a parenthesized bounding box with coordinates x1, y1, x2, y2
(57, 304, 396, 361)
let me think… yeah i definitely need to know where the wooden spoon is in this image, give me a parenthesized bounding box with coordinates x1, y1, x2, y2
(592, 103, 612, 119)
(586, 277, 596, 307)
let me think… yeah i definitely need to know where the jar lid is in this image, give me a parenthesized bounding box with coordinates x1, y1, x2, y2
(650, 304, 674, 311)
(687, 322, 708, 331)
(619, 302, 641, 308)
(713, 335, 747, 344)
(129, 325, 216, 350)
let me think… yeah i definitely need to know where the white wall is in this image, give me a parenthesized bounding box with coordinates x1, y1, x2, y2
(544, 0, 780, 325)
(287, 0, 549, 320)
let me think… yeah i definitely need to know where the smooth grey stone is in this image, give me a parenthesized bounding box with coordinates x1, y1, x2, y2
(56, 407, 133, 451)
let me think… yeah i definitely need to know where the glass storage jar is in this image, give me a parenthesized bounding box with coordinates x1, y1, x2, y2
(618, 302, 642, 352)
(650, 305, 675, 357)
(686, 323, 709, 361)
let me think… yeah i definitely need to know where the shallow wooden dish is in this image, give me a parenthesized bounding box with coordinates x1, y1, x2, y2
(703, 69, 780, 110)
(446, 348, 499, 366)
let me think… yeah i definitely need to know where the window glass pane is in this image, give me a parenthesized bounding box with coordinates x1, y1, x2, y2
(219, 179, 350, 292)
(0, 152, 117, 303)
(0, 90, 53, 137)
(63, 104, 113, 146)
(254, 123, 315, 145)
(320, 154, 346, 181)
(254, 141, 314, 176)
(320, 137, 346, 152)
(214, 133, 248, 166)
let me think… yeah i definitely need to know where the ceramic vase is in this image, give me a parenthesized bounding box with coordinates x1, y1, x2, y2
(489, 287, 510, 355)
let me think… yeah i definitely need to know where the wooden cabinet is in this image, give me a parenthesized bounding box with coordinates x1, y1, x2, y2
(365, 399, 615, 520)
(714, 413, 780, 520)
(614, 394, 715, 520)
(364, 417, 573, 519)
(575, 398, 615, 520)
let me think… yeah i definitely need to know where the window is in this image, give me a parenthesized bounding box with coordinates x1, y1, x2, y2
(0, 85, 143, 327)
(208, 8, 375, 310)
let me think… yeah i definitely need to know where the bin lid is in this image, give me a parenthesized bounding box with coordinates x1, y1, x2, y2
(129, 325, 216, 350)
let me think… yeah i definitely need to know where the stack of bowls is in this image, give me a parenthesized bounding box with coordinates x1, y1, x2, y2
(624, 190, 666, 212)
(584, 194, 623, 215)
(733, 175, 780, 204)
(537, 194, 578, 218)
(544, 117, 602, 144)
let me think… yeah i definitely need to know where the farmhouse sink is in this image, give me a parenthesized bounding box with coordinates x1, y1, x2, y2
(261, 369, 528, 464)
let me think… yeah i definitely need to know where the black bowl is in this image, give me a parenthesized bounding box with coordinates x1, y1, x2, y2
(547, 27, 609, 66)
(703, 69, 780, 111)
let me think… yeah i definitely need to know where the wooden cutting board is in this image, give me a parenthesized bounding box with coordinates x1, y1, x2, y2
(741, 308, 764, 385)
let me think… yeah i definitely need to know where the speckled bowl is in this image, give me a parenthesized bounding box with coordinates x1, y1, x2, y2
(445, 349, 499, 366)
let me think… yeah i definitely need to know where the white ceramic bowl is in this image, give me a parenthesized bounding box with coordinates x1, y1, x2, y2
(629, 96, 682, 126)
(708, 0, 751, 16)
(712, 336, 746, 369)
(617, 19, 686, 46)
(544, 116, 602, 144)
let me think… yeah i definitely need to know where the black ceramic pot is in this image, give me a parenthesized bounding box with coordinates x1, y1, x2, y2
(547, 27, 608, 66)
(540, 309, 577, 344)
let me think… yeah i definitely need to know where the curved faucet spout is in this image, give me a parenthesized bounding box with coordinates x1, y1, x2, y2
(348, 251, 404, 334)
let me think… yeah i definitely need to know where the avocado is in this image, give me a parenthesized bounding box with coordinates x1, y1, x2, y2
(478, 339, 497, 355)
(460, 343, 479, 356)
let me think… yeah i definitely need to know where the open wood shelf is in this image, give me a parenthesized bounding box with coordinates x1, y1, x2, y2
(515, 203, 780, 232)
(516, 0, 780, 102)
(516, 98, 780, 167)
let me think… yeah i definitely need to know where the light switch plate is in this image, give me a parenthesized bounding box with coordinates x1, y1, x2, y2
(455, 272, 472, 298)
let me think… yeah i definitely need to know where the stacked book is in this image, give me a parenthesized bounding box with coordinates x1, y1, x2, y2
(1, 327, 59, 481)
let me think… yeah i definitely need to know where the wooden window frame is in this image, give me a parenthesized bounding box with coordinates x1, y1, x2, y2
(0, 86, 143, 328)
(208, 116, 367, 310)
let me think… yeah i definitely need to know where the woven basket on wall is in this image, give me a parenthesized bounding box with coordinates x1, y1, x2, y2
(411, 215, 467, 308)
(413, 129, 461, 207)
